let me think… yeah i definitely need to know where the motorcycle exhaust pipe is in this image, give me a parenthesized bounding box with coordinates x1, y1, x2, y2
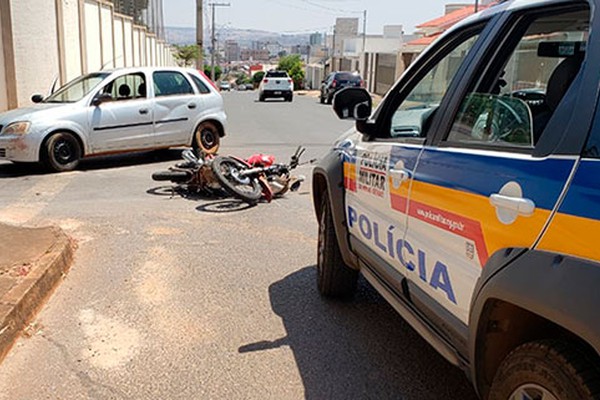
(289, 175, 305, 192)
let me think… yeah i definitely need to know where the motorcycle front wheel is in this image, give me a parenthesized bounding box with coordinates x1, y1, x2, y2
(211, 156, 263, 203)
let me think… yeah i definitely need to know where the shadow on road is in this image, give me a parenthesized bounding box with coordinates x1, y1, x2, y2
(196, 199, 256, 213)
(0, 149, 184, 178)
(239, 266, 478, 400)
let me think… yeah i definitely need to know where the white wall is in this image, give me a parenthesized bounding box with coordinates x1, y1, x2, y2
(114, 17, 125, 68)
(100, 4, 113, 68)
(11, 0, 60, 104)
(123, 19, 133, 67)
(132, 29, 141, 66)
(0, 4, 7, 111)
(63, 0, 82, 82)
(84, 1, 102, 72)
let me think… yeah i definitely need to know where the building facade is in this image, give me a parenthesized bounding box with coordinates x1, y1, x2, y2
(0, 0, 174, 112)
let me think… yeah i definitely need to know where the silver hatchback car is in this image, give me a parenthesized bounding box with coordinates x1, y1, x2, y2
(0, 67, 227, 171)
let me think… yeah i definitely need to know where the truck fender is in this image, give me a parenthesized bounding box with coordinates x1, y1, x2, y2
(312, 150, 359, 270)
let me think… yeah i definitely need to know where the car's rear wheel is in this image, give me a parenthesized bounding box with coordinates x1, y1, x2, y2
(326, 95, 333, 105)
(317, 194, 358, 297)
(320, 94, 325, 104)
(42, 132, 81, 172)
(489, 339, 600, 400)
(194, 121, 220, 155)
(259, 94, 265, 102)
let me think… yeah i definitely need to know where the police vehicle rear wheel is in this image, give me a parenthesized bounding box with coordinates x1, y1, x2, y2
(489, 339, 600, 400)
(317, 195, 358, 298)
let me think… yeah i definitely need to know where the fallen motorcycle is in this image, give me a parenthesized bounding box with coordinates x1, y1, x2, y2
(151, 149, 264, 204)
(151, 147, 309, 204)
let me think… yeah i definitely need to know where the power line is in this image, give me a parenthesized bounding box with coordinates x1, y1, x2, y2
(299, 0, 363, 14)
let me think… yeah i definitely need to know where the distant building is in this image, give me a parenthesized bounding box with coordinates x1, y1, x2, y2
(225, 40, 241, 63)
(241, 49, 270, 62)
(310, 32, 323, 46)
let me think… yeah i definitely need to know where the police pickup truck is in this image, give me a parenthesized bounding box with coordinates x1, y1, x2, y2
(313, 0, 600, 399)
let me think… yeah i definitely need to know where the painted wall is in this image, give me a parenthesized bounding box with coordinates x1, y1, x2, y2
(123, 19, 133, 67)
(100, 4, 113, 68)
(0, 3, 7, 111)
(114, 17, 125, 68)
(63, 0, 82, 82)
(11, 0, 60, 104)
(84, 1, 102, 72)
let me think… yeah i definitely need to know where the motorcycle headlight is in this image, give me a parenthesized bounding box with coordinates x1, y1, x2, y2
(3, 121, 31, 135)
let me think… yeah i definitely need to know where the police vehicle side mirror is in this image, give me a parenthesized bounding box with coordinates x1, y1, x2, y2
(333, 87, 372, 121)
(31, 94, 44, 103)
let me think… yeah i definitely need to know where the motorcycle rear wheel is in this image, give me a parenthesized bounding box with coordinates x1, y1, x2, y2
(152, 170, 191, 183)
(211, 156, 263, 203)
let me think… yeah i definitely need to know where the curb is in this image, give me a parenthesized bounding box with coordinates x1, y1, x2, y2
(0, 228, 74, 362)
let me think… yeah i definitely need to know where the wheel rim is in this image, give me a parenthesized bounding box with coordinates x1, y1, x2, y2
(201, 129, 216, 150)
(509, 384, 558, 400)
(53, 138, 76, 165)
(220, 161, 256, 194)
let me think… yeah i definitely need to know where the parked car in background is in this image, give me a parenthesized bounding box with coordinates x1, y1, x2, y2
(314, 1, 600, 399)
(320, 71, 363, 104)
(258, 70, 293, 102)
(219, 81, 231, 91)
(0, 67, 227, 171)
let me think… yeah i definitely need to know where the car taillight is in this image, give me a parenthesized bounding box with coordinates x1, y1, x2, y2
(360, 80, 364, 87)
(287, 79, 292, 83)
(263, 79, 269, 83)
(331, 80, 337, 88)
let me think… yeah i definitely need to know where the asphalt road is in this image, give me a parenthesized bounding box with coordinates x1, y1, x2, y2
(0, 91, 478, 400)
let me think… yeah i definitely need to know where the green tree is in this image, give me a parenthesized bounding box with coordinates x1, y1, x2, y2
(252, 71, 265, 86)
(203, 65, 222, 82)
(278, 54, 305, 90)
(173, 44, 198, 67)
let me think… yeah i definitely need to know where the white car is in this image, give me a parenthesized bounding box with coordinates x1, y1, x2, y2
(258, 71, 293, 102)
(0, 67, 227, 171)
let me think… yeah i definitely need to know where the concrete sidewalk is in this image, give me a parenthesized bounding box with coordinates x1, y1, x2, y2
(0, 223, 73, 362)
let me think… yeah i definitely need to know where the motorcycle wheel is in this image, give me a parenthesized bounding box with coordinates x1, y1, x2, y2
(152, 170, 191, 183)
(211, 156, 263, 203)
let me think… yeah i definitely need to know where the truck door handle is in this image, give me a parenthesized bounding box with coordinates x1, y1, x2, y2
(390, 168, 410, 189)
(490, 194, 535, 215)
(139, 108, 149, 115)
(187, 103, 197, 109)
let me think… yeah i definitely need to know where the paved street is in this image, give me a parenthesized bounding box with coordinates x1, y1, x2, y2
(0, 92, 478, 400)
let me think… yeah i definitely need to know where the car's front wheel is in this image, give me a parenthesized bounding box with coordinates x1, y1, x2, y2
(42, 132, 82, 172)
(317, 194, 358, 297)
(489, 339, 600, 400)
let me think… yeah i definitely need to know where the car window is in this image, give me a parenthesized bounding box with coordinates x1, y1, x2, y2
(335, 72, 361, 82)
(101, 73, 147, 101)
(387, 33, 481, 139)
(45, 73, 109, 103)
(153, 71, 194, 97)
(266, 71, 288, 78)
(446, 9, 589, 149)
(190, 74, 211, 94)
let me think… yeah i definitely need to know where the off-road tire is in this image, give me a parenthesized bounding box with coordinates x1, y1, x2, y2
(317, 195, 358, 297)
(151, 170, 191, 183)
(42, 132, 81, 172)
(194, 121, 220, 155)
(489, 339, 600, 400)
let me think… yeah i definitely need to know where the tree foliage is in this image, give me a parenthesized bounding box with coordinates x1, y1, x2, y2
(278, 55, 305, 90)
(203, 65, 222, 82)
(173, 44, 199, 67)
(252, 71, 265, 85)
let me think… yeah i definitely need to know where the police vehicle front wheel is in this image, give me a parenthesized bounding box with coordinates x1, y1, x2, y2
(317, 195, 358, 298)
(489, 339, 600, 400)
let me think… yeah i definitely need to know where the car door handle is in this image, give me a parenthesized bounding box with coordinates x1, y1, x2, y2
(139, 108, 149, 115)
(187, 103, 197, 109)
(490, 194, 535, 216)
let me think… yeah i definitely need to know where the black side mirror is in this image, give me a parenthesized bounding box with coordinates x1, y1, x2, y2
(31, 94, 44, 103)
(332, 87, 372, 121)
(92, 93, 113, 106)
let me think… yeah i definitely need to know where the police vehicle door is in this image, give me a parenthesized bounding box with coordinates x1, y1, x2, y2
(403, 6, 591, 341)
(346, 24, 487, 299)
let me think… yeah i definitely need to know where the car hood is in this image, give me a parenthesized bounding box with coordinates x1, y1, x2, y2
(0, 103, 66, 126)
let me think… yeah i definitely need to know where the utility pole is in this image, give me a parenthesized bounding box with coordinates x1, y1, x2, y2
(475, 0, 479, 12)
(362, 10, 367, 53)
(196, 0, 203, 69)
(332, 25, 336, 71)
(209, 2, 230, 82)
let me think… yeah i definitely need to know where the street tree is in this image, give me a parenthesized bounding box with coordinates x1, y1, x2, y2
(173, 44, 199, 67)
(278, 55, 305, 90)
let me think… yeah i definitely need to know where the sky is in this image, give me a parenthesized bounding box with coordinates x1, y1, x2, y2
(163, 0, 462, 35)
